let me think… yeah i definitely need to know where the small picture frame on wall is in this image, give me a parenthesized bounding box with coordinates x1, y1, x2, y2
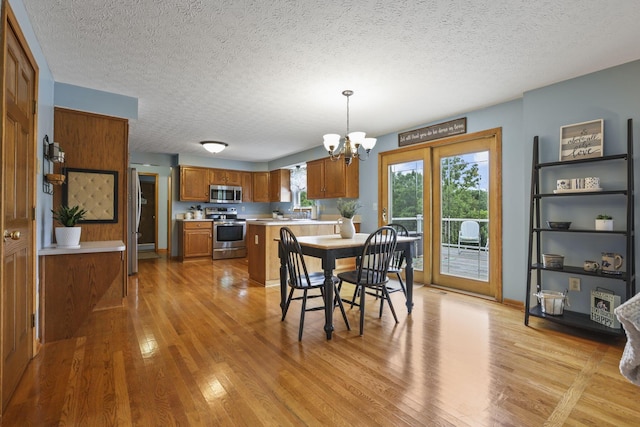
(559, 119, 603, 161)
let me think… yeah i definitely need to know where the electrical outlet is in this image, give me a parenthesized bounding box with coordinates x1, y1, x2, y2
(569, 277, 581, 291)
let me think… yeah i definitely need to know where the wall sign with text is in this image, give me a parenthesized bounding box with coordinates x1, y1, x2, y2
(559, 119, 603, 161)
(398, 118, 467, 147)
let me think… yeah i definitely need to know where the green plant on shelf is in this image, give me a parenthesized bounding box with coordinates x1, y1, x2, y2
(51, 205, 87, 227)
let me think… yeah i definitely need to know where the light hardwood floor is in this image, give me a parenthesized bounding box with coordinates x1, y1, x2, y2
(3, 256, 640, 426)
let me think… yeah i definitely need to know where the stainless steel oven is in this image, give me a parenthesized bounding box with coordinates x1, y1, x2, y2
(213, 221, 246, 259)
(206, 207, 247, 259)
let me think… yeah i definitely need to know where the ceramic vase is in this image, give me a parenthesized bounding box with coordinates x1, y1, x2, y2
(338, 217, 355, 239)
(55, 226, 82, 248)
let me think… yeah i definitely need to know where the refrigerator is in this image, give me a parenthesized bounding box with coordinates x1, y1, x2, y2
(127, 168, 141, 275)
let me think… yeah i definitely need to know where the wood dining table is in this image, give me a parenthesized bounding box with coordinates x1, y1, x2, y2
(278, 232, 419, 340)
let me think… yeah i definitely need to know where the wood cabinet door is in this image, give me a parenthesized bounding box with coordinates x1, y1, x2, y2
(306, 159, 325, 199)
(184, 227, 212, 258)
(269, 169, 291, 202)
(180, 166, 210, 201)
(225, 170, 242, 186)
(241, 172, 253, 202)
(252, 172, 270, 202)
(269, 170, 280, 201)
(323, 159, 347, 198)
(210, 168, 227, 185)
(210, 169, 242, 186)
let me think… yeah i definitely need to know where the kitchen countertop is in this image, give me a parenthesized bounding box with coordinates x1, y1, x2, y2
(40, 240, 126, 256)
(245, 219, 338, 226)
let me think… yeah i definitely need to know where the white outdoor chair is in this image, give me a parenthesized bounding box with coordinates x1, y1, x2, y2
(458, 221, 480, 253)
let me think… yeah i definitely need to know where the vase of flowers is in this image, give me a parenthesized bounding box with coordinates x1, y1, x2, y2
(52, 204, 87, 248)
(336, 199, 361, 239)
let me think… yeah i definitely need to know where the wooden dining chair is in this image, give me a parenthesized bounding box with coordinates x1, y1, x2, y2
(337, 226, 398, 335)
(348, 222, 408, 306)
(385, 223, 409, 297)
(279, 227, 350, 340)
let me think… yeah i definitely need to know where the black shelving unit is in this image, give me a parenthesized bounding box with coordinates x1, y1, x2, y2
(524, 119, 635, 336)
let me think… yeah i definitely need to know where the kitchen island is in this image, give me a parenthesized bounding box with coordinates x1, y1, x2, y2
(246, 219, 358, 286)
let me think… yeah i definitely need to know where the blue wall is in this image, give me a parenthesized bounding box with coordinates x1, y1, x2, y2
(21, 0, 639, 305)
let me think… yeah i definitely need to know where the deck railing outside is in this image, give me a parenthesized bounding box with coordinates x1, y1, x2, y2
(390, 216, 488, 280)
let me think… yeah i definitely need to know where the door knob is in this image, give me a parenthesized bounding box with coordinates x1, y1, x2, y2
(3, 230, 21, 241)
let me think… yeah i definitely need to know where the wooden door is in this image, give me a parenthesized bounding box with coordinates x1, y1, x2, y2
(138, 174, 157, 249)
(2, 7, 37, 410)
(306, 159, 325, 199)
(379, 150, 429, 285)
(432, 136, 499, 298)
(379, 128, 502, 300)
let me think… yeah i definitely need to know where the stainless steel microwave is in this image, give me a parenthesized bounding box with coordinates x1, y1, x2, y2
(210, 185, 242, 203)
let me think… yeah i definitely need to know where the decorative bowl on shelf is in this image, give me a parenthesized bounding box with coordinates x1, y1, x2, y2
(546, 221, 571, 230)
(45, 173, 65, 185)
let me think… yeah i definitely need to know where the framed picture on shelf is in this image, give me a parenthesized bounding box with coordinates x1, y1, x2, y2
(590, 288, 621, 329)
(559, 119, 603, 161)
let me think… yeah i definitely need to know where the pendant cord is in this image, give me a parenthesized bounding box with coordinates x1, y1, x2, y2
(345, 94, 350, 136)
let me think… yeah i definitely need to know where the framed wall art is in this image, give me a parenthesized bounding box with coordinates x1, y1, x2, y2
(559, 119, 603, 161)
(63, 168, 118, 223)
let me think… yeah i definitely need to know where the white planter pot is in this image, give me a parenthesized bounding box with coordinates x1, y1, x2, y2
(595, 219, 614, 231)
(55, 226, 82, 248)
(337, 217, 355, 239)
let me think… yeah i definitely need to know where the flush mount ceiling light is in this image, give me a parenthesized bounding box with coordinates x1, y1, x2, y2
(323, 90, 376, 166)
(200, 141, 228, 154)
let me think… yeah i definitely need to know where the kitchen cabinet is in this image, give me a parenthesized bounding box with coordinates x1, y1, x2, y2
(179, 166, 210, 202)
(252, 172, 270, 202)
(270, 169, 291, 202)
(524, 118, 635, 336)
(306, 158, 359, 199)
(241, 171, 253, 202)
(178, 220, 213, 260)
(210, 168, 242, 186)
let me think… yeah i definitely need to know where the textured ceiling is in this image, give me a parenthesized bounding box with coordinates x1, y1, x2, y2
(22, 0, 640, 163)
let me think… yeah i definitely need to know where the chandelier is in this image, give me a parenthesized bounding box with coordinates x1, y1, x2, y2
(323, 90, 376, 166)
(200, 141, 228, 154)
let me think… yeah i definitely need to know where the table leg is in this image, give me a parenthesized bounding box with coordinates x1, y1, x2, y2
(323, 255, 336, 340)
(404, 242, 414, 314)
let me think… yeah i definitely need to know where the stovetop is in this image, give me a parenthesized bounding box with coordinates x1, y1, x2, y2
(205, 206, 244, 223)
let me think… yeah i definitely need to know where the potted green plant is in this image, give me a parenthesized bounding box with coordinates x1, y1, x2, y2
(51, 204, 87, 248)
(336, 199, 361, 238)
(595, 214, 613, 231)
(337, 199, 361, 219)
